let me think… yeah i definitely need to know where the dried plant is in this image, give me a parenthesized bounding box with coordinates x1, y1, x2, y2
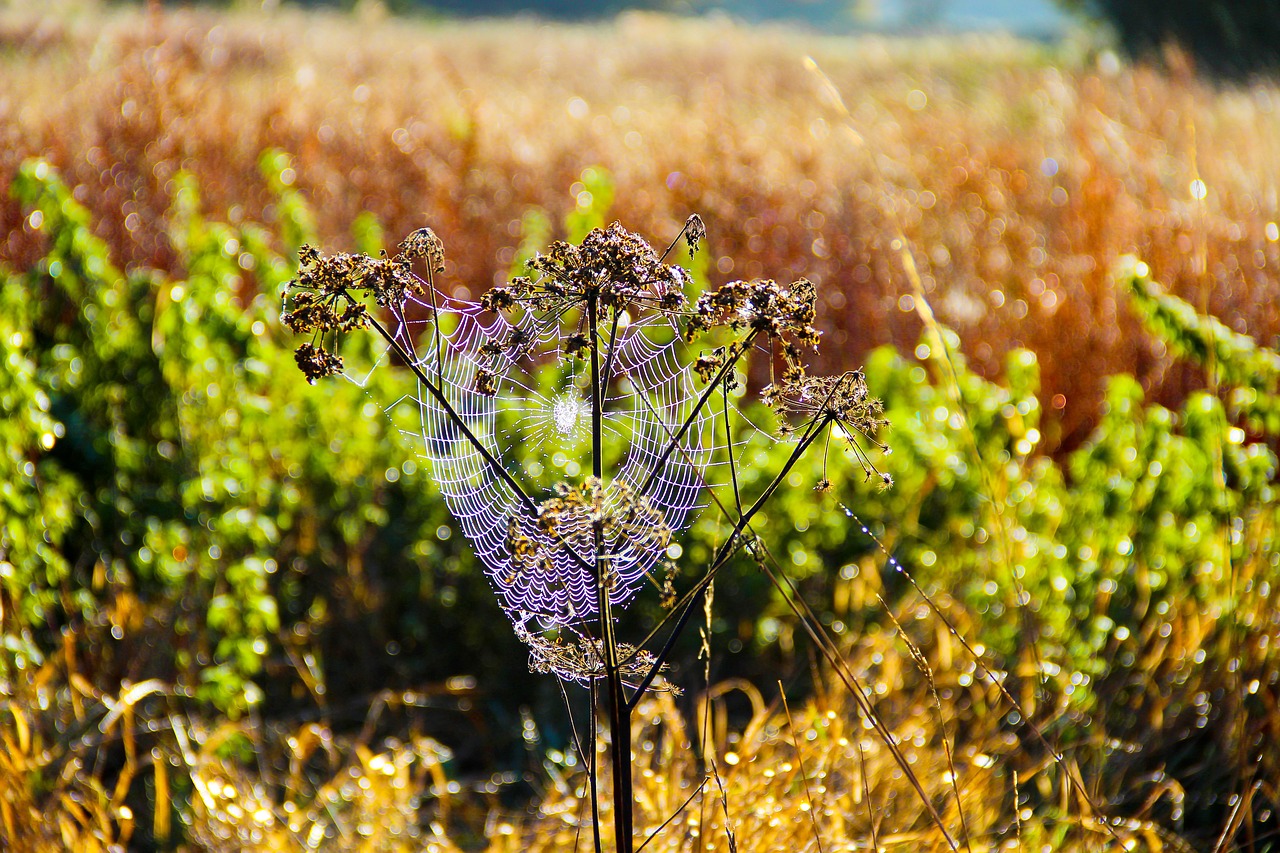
(283, 217, 890, 851)
(7, 9, 1278, 851)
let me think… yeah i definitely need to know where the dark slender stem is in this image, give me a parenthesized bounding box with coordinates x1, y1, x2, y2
(636, 334, 753, 499)
(588, 293, 633, 853)
(364, 302, 602, 580)
(635, 776, 710, 853)
(625, 415, 830, 709)
(722, 381, 743, 517)
(657, 219, 692, 263)
(749, 543, 959, 852)
(601, 307, 622, 411)
(590, 294, 603, 483)
(588, 680, 603, 853)
(423, 266, 444, 389)
(624, 373, 849, 683)
(555, 679, 591, 853)
(363, 307, 536, 511)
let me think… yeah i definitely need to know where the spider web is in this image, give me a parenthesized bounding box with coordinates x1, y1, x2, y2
(366, 292, 744, 637)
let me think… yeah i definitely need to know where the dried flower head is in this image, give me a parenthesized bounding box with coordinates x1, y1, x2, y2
(486, 222, 691, 322)
(765, 370, 875, 427)
(564, 332, 590, 358)
(516, 626, 678, 693)
(398, 227, 445, 275)
(766, 370, 893, 489)
(497, 478, 674, 624)
(685, 277, 821, 381)
(532, 479, 671, 552)
(694, 348, 725, 383)
(683, 214, 706, 254)
(473, 367, 499, 397)
(283, 235, 440, 383)
(480, 284, 518, 313)
(293, 341, 344, 384)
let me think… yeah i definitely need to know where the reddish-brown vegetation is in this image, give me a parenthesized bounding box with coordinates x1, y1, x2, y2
(3, 6, 1280, 448)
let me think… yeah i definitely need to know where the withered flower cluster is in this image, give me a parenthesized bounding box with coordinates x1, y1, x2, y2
(600, 481, 672, 555)
(398, 226, 447, 275)
(764, 370, 881, 432)
(677, 264, 890, 490)
(686, 276, 821, 384)
(472, 325, 535, 397)
(293, 341, 345, 380)
(281, 229, 444, 382)
(481, 221, 696, 326)
(503, 478, 673, 587)
(693, 347, 725, 383)
(682, 212, 707, 254)
(765, 370, 892, 488)
(516, 626, 677, 692)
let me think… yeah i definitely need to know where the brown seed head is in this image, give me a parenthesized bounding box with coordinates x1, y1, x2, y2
(398, 227, 445, 274)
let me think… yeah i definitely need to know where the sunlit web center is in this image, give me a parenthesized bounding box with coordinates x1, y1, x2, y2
(552, 391, 590, 438)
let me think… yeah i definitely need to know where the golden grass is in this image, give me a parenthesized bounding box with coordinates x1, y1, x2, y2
(6, 575, 1240, 852)
(1, 661, 136, 851)
(3, 4, 1280, 449)
(0, 640, 1196, 853)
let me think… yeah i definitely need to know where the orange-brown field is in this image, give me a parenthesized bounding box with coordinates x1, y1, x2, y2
(4, 4, 1280, 449)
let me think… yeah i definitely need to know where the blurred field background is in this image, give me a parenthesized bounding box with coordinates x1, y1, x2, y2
(7, 3, 1280, 449)
(2, 1, 1280, 851)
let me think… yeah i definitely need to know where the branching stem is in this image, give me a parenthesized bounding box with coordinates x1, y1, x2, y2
(636, 334, 754, 498)
(364, 301, 602, 581)
(362, 305, 536, 511)
(625, 412, 830, 708)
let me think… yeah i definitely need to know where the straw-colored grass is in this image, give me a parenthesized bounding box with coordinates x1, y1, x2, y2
(3, 595, 1209, 851)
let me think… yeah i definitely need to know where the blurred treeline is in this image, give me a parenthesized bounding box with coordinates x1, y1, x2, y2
(1061, 0, 1280, 78)
(164, 0, 1280, 74)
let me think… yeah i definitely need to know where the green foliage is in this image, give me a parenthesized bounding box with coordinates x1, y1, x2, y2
(509, 208, 553, 281)
(564, 166, 616, 243)
(4, 161, 1278, 846)
(502, 166, 614, 284)
(1122, 256, 1280, 436)
(0, 222, 78, 668)
(0, 157, 509, 718)
(731, 280, 1277, 742)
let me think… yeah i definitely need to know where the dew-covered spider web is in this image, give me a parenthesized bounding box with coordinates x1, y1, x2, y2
(361, 291, 751, 641)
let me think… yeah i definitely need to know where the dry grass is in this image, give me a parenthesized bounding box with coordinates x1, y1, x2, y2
(3, 4, 1280, 449)
(1, 656, 137, 851)
(3, 596, 1212, 852)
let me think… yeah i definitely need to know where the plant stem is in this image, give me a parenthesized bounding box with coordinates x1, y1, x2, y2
(636, 334, 753, 499)
(588, 681, 604, 853)
(362, 306, 536, 512)
(625, 413, 830, 708)
(588, 292, 633, 853)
